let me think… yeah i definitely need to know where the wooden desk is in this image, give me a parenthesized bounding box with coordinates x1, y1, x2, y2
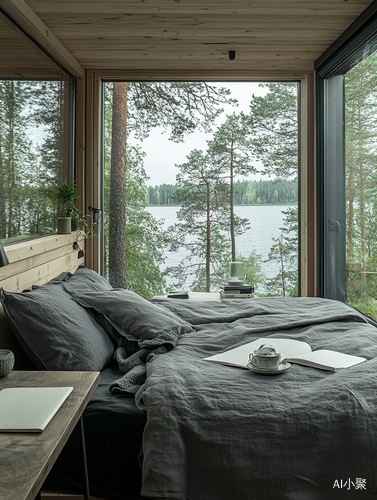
(0, 371, 100, 500)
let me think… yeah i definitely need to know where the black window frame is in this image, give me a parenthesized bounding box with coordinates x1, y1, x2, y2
(316, 2, 377, 301)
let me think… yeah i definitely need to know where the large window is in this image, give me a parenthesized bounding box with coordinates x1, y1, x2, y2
(345, 52, 377, 318)
(317, 7, 377, 320)
(102, 81, 299, 299)
(0, 8, 74, 244)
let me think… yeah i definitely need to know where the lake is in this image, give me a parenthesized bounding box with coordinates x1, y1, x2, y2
(146, 205, 295, 290)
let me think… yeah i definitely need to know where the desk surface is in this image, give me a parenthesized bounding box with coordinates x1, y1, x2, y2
(0, 371, 100, 500)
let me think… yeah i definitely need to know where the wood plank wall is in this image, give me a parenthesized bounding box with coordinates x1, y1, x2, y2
(0, 233, 85, 368)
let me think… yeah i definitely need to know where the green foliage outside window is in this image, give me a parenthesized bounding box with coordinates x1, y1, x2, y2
(0, 80, 71, 243)
(104, 81, 299, 299)
(345, 51, 377, 319)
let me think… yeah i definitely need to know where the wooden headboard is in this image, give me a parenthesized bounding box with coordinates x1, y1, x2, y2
(0, 233, 85, 369)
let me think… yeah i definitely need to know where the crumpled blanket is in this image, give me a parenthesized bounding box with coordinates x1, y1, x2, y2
(109, 345, 169, 408)
(139, 297, 377, 500)
(109, 295, 373, 412)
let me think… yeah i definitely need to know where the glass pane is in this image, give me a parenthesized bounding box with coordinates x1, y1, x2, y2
(0, 9, 74, 244)
(320, 75, 346, 303)
(103, 81, 299, 299)
(345, 51, 377, 319)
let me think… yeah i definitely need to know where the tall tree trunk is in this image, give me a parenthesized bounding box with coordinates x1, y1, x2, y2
(8, 82, 15, 238)
(230, 140, 236, 261)
(0, 136, 6, 238)
(357, 98, 366, 284)
(17, 209, 21, 233)
(347, 159, 354, 263)
(109, 82, 127, 288)
(206, 181, 211, 292)
(279, 240, 286, 297)
(347, 114, 355, 270)
(347, 145, 355, 297)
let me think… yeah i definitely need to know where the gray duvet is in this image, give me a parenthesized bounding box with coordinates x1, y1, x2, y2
(139, 297, 377, 500)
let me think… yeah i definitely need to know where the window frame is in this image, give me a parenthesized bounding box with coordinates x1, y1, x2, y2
(315, 4, 377, 301)
(99, 78, 304, 292)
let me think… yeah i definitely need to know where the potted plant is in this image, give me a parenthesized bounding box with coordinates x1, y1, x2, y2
(68, 203, 90, 234)
(54, 180, 79, 234)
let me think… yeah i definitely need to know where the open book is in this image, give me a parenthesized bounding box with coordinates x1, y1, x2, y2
(203, 338, 367, 372)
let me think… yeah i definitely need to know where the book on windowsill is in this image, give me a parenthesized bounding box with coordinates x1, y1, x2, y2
(203, 337, 367, 372)
(222, 284, 254, 294)
(167, 291, 189, 299)
(220, 292, 254, 299)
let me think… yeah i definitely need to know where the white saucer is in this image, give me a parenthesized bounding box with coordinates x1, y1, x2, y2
(246, 361, 291, 375)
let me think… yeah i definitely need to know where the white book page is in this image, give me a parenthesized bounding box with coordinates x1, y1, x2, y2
(287, 349, 367, 371)
(203, 338, 311, 368)
(188, 292, 221, 301)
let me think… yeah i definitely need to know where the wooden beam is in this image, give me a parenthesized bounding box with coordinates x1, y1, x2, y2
(84, 70, 102, 272)
(0, 0, 85, 77)
(75, 75, 86, 223)
(26, 1, 372, 17)
(300, 71, 317, 297)
(94, 69, 308, 81)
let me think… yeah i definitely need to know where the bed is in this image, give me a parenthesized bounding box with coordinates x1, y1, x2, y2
(1, 265, 377, 500)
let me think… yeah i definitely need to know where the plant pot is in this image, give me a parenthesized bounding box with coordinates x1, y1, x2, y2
(57, 217, 72, 234)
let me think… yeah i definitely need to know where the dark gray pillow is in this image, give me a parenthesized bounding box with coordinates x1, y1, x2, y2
(51, 265, 113, 294)
(0, 284, 114, 371)
(71, 289, 193, 350)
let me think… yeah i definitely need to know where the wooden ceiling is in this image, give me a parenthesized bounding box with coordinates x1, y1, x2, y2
(1, 0, 373, 75)
(0, 9, 66, 78)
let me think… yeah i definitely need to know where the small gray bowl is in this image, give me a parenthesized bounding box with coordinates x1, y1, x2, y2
(0, 349, 15, 377)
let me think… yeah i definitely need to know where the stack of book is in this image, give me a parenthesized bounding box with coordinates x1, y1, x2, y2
(220, 283, 254, 299)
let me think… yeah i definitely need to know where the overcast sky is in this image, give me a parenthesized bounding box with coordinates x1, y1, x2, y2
(130, 82, 268, 186)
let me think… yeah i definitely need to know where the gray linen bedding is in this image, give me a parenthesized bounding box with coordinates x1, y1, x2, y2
(137, 297, 377, 500)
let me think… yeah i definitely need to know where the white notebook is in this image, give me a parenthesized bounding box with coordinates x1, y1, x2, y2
(0, 386, 73, 433)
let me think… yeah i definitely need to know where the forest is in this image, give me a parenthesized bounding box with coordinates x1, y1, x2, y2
(344, 52, 377, 318)
(103, 81, 299, 297)
(0, 80, 67, 242)
(146, 178, 298, 206)
(1, 54, 377, 318)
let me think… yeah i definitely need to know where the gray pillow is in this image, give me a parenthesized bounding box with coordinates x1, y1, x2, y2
(51, 265, 113, 294)
(0, 284, 114, 371)
(71, 289, 193, 350)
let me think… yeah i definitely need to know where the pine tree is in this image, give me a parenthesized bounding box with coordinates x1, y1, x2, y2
(207, 112, 254, 260)
(247, 83, 299, 296)
(106, 81, 235, 289)
(122, 146, 168, 299)
(0, 81, 37, 238)
(248, 82, 298, 180)
(167, 149, 230, 292)
(345, 51, 377, 317)
(109, 82, 128, 288)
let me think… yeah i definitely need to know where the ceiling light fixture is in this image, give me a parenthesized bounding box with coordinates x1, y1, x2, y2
(229, 50, 236, 60)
